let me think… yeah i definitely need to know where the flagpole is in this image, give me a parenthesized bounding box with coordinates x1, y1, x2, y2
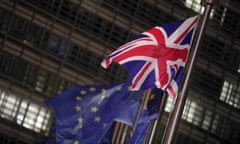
(132, 89, 152, 132)
(162, 0, 214, 144)
(112, 89, 151, 143)
(147, 92, 168, 144)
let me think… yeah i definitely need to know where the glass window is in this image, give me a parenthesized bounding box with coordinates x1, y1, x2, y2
(56, 78, 74, 94)
(227, 48, 240, 72)
(205, 137, 220, 144)
(200, 36, 240, 72)
(202, 110, 212, 130)
(137, 1, 176, 26)
(23, 103, 39, 130)
(219, 118, 231, 140)
(103, 0, 138, 16)
(182, 100, 197, 124)
(17, 99, 28, 124)
(24, 64, 38, 87)
(77, 10, 130, 45)
(220, 80, 240, 109)
(185, 0, 204, 13)
(0, 9, 11, 32)
(192, 68, 223, 97)
(200, 36, 227, 65)
(102, 62, 126, 82)
(110, 25, 128, 45)
(66, 44, 122, 81)
(184, 0, 215, 18)
(104, 0, 176, 26)
(22, 103, 51, 132)
(47, 34, 68, 57)
(30, 67, 74, 95)
(25, 23, 46, 48)
(0, 90, 51, 133)
(213, 6, 239, 35)
(164, 96, 175, 112)
(0, 92, 19, 120)
(0, 51, 28, 82)
(59, 0, 78, 23)
(177, 133, 202, 144)
(67, 44, 82, 63)
(0, 51, 73, 95)
(9, 15, 29, 40)
(23, 0, 60, 16)
(35, 69, 51, 93)
(210, 113, 220, 134)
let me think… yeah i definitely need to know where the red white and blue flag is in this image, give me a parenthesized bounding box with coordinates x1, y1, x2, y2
(101, 16, 198, 97)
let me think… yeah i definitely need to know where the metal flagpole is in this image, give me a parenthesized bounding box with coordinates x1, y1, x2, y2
(112, 89, 151, 143)
(132, 89, 152, 133)
(147, 92, 168, 144)
(162, 0, 214, 143)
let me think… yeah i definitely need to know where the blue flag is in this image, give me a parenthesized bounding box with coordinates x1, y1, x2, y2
(99, 122, 116, 144)
(36, 137, 76, 144)
(128, 89, 163, 144)
(114, 92, 142, 126)
(45, 82, 144, 144)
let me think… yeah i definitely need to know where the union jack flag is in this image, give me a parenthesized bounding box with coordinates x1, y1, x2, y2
(101, 16, 198, 97)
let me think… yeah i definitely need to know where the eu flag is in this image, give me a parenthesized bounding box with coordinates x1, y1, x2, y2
(36, 136, 76, 144)
(45, 82, 144, 144)
(129, 89, 163, 144)
(114, 91, 142, 126)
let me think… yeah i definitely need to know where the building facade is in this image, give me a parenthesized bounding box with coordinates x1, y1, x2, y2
(0, 0, 239, 143)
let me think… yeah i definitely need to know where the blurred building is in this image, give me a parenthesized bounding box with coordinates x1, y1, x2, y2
(0, 0, 239, 143)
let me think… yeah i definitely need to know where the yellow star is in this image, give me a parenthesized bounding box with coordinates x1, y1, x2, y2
(80, 90, 86, 95)
(128, 86, 132, 91)
(102, 88, 106, 93)
(75, 105, 81, 111)
(78, 124, 83, 129)
(103, 123, 107, 128)
(76, 96, 82, 101)
(149, 94, 155, 100)
(94, 116, 101, 122)
(89, 87, 96, 92)
(74, 140, 79, 144)
(91, 106, 98, 113)
(100, 95, 106, 100)
(98, 95, 106, 104)
(116, 86, 122, 91)
(78, 117, 83, 123)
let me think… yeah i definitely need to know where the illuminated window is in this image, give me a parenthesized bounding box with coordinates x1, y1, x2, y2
(35, 70, 50, 93)
(16, 100, 28, 124)
(0, 91, 19, 120)
(201, 110, 212, 130)
(238, 64, 240, 73)
(182, 100, 197, 123)
(164, 96, 203, 126)
(185, 0, 215, 18)
(164, 96, 175, 112)
(21, 103, 51, 132)
(185, 0, 204, 13)
(0, 89, 51, 133)
(220, 80, 240, 109)
(165, 96, 205, 127)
